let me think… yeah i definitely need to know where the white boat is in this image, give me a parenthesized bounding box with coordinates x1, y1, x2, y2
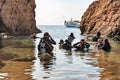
(64, 19, 80, 27)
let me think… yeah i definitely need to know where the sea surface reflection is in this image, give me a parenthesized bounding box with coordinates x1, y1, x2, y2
(31, 25, 104, 80)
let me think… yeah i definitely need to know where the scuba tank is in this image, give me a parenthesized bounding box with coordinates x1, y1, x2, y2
(40, 38, 46, 53)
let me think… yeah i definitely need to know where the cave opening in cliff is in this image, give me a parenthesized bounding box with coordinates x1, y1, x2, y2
(35, 0, 94, 25)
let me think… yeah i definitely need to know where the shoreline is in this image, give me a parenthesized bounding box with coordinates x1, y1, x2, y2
(0, 61, 33, 80)
(0, 34, 120, 80)
(0, 38, 35, 80)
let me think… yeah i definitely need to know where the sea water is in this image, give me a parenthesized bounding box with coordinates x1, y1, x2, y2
(32, 25, 102, 80)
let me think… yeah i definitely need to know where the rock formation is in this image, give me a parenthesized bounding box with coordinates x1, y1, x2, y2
(80, 0, 120, 37)
(0, 60, 5, 68)
(0, 0, 40, 36)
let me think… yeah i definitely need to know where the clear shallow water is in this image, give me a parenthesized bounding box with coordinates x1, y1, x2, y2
(31, 25, 103, 80)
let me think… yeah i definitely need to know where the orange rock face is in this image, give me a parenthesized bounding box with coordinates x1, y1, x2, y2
(0, 0, 40, 36)
(80, 0, 120, 36)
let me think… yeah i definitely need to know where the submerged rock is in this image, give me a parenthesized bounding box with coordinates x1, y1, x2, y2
(39, 53, 53, 61)
(0, 60, 5, 68)
(0, 0, 40, 36)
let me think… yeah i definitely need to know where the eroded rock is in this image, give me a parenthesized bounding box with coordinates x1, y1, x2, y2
(80, 0, 120, 38)
(0, 0, 40, 36)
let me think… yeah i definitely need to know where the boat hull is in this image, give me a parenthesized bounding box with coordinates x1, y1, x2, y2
(64, 20, 80, 28)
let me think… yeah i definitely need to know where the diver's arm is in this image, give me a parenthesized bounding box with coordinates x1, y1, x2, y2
(49, 36, 56, 45)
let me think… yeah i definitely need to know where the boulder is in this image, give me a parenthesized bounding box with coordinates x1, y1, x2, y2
(0, 0, 40, 36)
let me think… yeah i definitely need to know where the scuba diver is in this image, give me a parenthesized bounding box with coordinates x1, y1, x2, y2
(67, 33, 75, 44)
(100, 39, 111, 52)
(62, 39, 73, 50)
(73, 39, 90, 51)
(92, 31, 101, 41)
(38, 32, 56, 55)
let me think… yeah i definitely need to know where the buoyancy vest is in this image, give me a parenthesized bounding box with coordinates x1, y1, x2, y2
(40, 38, 46, 53)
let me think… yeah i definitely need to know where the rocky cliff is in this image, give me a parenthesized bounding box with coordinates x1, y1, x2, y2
(80, 0, 120, 37)
(0, 0, 40, 36)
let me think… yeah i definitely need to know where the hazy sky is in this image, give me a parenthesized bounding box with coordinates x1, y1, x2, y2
(35, 0, 94, 25)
